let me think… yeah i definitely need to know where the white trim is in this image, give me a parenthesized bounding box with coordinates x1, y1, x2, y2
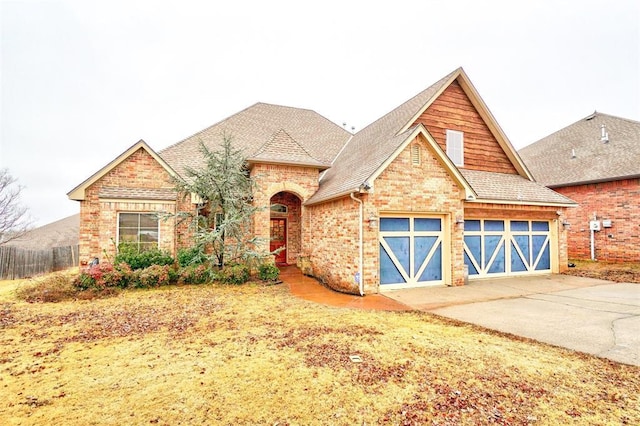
(464, 218, 552, 278)
(68, 140, 177, 201)
(379, 214, 446, 289)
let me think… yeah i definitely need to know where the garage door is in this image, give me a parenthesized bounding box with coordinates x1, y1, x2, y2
(464, 219, 551, 277)
(379, 216, 444, 288)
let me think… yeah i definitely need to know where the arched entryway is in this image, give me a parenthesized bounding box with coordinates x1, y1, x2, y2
(269, 191, 302, 265)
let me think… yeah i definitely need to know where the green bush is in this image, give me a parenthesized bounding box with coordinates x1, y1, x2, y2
(115, 243, 174, 270)
(258, 263, 280, 282)
(128, 264, 173, 288)
(178, 264, 210, 285)
(217, 264, 250, 285)
(177, 246, 206, 267)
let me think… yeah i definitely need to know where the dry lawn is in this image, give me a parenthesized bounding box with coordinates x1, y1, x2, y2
(1, 275, 638, 425)
(564, 259, 640, 283)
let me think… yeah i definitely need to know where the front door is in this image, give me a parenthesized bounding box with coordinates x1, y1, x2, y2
(270, 218, 287, 265)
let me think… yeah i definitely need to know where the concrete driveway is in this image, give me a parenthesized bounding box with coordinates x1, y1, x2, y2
(384, 275, 640, 366)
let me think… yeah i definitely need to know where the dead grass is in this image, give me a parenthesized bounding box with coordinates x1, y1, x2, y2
(0, 277, 638, 425)
(564, 259, 640, 283)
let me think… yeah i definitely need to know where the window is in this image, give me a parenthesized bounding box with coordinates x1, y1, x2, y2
(118, 213, 159, 251)
(446, 130, 464, 166)
(270, 203, 288, 214)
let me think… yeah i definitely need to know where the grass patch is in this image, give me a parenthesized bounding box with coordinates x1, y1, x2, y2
(564, 259, 640, 283)
(0, 278, 638, 424)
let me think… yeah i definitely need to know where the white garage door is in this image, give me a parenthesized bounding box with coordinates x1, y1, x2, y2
(464, 219, 551, 277)
(379, 216, 444, 289)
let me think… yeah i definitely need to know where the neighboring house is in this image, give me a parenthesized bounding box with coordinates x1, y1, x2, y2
(1, 214, 80, 279)
(519, 112, 640, 263)
(68, 68, 575, 294)
(6, 214, 79, 250)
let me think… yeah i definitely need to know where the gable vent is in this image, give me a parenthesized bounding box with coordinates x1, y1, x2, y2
(411, 144, 421, 165)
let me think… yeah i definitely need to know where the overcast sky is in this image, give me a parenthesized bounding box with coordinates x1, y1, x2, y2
(1, 0, 639, 226)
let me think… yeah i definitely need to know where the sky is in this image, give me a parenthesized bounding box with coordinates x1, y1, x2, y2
(1, 0, 639, 227)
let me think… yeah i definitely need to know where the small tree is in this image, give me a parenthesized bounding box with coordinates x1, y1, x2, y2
(172, 134, 263, 268)
(0, 168, 32, 246)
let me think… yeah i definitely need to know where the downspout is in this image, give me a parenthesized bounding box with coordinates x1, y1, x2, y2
(350, 192, 365, 296)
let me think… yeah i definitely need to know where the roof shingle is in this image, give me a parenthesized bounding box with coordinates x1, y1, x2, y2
(519, 112, 640, 187)
(460, 170, 575, 205)
(99, 187, 177, 201)
(307, 71, 457, 204)
(160, 103, 351, 177)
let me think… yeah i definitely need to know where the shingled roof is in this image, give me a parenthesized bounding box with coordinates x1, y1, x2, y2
(307, 68, 566, 206)
(247, 128, 330, 169)
(460, 170, 575, 205)
(160, 103, 351, 176)
(307, 70, 457, 204)
(519, 112, 640, 187)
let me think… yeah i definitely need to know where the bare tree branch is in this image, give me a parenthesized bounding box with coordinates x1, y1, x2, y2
(0, 168, 33, 246)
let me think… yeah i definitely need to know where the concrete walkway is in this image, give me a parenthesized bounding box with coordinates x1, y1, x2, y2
(385, 275, 640, 366)
(280, 266, 410, 311)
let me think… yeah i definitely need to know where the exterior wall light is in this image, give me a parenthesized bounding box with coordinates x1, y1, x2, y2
(455, 216, 465, 226)
(562, 220, 571, 229)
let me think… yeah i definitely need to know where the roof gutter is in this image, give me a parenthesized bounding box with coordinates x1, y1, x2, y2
(546, 173, 640, 189)
(465, 198, 577, 208)
(350, 192, 365, 296)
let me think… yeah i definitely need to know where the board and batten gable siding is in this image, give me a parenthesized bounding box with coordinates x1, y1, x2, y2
(415, 81, 518, 174)
(78, 148, 189, 265)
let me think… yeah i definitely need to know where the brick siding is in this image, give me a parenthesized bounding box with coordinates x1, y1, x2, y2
(78, 148, 193, 265)
(306, 136, 466, 294)
(554, 178, 640, 262)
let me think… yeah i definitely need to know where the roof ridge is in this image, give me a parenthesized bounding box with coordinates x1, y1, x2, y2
(256, 128, 319, 160)
(523, 111, 640, 149)
(353, 68, 459, 138)
(159, 102, 341, 155)
(159, 102, 263, 154)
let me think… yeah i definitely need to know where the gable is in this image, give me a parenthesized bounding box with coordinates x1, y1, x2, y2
(68, 140, 177, 201)
(374, 134, 465, 208)
(413, 81, 518, 175)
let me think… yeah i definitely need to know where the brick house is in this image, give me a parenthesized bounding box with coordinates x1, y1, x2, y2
(68, 68, 575, 294)
(519, 112, 640, 263)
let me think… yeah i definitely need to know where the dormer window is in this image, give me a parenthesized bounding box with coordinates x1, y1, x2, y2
(446, 130, 464, 166)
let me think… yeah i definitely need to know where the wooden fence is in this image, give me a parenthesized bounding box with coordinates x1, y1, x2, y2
(0, 245, 79, 280)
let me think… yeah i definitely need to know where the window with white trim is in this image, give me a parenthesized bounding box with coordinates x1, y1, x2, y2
(446, 130, 464, 166)
(118, 213, 159, 251)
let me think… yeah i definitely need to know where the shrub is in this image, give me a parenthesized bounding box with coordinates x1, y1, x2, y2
(258, 263, 280, 282)
(217, 264, 250, 285)
(177, 246, 206, 267)
(115, 243, 174, 270)
(16, 272, 77, 303)
(178, 264, 210, 285)
(73, 263, 126, 290)
(128, 264, 173, 288)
